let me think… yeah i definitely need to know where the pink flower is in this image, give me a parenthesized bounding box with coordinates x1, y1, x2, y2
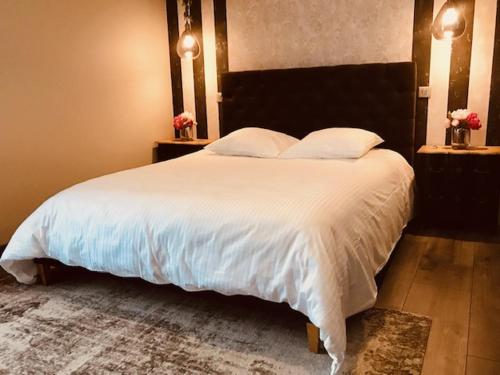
(172, 112, 197, 130)
(447, 109, 482, 130)
(173, 116, 184, 130)
(466, 112, 481, 130)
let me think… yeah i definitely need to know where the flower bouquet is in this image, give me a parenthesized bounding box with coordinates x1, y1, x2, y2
(445, 109, 481, 149)
(173, 112, 197, 141)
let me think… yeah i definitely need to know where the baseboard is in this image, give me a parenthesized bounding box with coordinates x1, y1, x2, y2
(0, 243, 6, 257)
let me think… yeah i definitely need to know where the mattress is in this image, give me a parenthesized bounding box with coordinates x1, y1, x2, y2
(0, 149, 414, 374)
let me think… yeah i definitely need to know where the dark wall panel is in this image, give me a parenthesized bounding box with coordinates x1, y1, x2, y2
(167, 0, 184, 117)
(412, 0, 434, 151)
(166, 0, 183, 137)
(214, 0, 228, 91)
(446, 0, 476, 144)
(487, 3, 500, 145)
(191, 0, 208, 139)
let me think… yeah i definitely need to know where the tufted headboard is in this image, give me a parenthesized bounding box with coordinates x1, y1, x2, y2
(220, 62, 417, 164)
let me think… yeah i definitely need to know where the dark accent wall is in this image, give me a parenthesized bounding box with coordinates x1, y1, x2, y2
(487, 3, 500, 145)
(166, 0, 183, 137)
(446, 0, 476, 144)
(191, 0, 208, 139)
(412, 0, 434, 151)
(214, 0, 228, 126)
(214, 0, 228, 91)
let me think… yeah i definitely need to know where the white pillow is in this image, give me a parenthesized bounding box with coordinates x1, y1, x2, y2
(279, 128, 384, 159)
(205, 127, 299, 158)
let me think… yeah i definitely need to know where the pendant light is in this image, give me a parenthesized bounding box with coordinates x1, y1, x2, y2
(432, 0, 466, 40)
(177, 0, 201, 59)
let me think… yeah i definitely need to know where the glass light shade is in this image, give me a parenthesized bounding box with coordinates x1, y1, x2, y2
(432, 1, 466, 40)
(176, 30, 200, 59)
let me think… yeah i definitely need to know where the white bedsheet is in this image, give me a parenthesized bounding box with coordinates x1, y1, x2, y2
(1, 149, 414, 374)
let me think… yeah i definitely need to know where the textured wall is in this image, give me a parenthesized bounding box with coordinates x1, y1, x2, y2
(174, 0, 499, 146)
(226, 0, 415, 71)
(0, 0, 173, 243)
(468, 0, 496, 146)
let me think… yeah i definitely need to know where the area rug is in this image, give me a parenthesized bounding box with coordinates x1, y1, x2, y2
(0, 268, 431, 374)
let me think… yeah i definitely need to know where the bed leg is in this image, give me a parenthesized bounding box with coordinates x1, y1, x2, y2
(306, 322, 320, 354)
(36, 262, 51, 286)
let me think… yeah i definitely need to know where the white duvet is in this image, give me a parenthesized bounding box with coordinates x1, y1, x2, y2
(1, 149, 414, 374)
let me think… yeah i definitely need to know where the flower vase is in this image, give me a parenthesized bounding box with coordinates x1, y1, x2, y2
(179, 127, 193, 141)
(451, 127, 470, 150)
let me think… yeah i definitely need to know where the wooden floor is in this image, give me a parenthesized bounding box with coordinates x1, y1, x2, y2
(376, 228, 500, 375)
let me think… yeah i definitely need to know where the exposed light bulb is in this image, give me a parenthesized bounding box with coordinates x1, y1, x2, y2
(177, 30, 200, 59)
(432, 1, 466, 41)
(182, 34, 196, 49)
(442, 8, 458, 26)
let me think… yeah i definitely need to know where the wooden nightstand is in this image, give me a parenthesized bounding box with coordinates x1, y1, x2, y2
(416, 145, 500, 230)
(155, 139, 213, 162)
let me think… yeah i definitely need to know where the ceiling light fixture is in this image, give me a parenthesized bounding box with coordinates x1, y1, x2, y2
(432, 0, 466, 41)
(177, 0, 201, 59)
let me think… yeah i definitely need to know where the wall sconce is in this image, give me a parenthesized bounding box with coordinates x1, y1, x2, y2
(432, 0, 466, 40)
(177, 0, 201, 59)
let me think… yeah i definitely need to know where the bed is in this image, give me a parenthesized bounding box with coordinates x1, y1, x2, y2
(0, 62, 416, 374)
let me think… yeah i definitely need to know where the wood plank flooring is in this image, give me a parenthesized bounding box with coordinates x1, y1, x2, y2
(376, 230, 500, 375)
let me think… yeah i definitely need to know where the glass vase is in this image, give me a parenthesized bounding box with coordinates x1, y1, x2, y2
(179, 127, 193, 141)
(451, 127, 470, 150)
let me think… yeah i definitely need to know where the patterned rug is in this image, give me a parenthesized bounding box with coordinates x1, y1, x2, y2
(0, 268, 431, 374)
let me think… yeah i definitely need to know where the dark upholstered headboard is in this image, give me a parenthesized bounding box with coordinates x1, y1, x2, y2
(220, 62, 417, 164)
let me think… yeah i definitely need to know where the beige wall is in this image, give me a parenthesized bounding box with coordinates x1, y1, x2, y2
(0, 0, 173, 244)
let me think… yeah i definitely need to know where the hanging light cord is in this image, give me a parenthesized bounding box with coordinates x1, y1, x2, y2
(183, 0, 193, 31)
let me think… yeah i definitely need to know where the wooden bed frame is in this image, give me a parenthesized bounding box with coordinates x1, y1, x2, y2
(34, 61, 417, 355)
(34, 257, 322, 352)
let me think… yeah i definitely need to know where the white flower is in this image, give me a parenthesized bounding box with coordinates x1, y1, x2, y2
(444, 118, 451, 128)
(451, 119, 459, 126)
(451, 109, 471, 120)
(181, 111, 195, 121)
